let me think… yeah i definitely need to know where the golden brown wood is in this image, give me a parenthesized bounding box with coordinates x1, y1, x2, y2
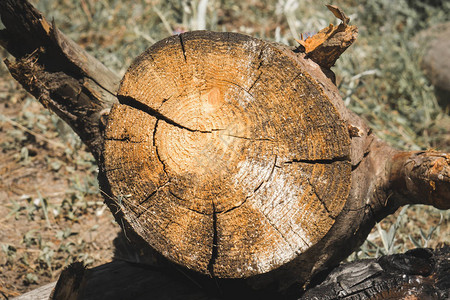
(101, 31, 352, 278)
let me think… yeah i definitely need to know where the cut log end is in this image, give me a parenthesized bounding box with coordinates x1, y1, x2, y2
(101, 31, 352, 278)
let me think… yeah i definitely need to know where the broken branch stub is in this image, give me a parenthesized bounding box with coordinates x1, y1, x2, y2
(296, 4, 358, 69)
(390, 151, 450, 210)
(100, 31, 352, 278)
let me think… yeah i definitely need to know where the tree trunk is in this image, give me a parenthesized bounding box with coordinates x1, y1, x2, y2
(1, 0, 449, 297)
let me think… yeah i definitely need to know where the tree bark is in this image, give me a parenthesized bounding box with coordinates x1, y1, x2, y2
(1, 0, 449, 296)
(301, 246, 450, 299)
(0, 0, 120, 161)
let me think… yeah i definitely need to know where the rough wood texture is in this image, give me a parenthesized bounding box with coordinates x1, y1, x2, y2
(301, 246, 450, 299)
(390, 151, 450, 210)
(98, 28, 450, 287)
(102, 31, 352, 278)
(12, 282, 56, 300)
(0, 0, 119, 160)
(1, 0, 449, 296)
(296, 5, 358, 69)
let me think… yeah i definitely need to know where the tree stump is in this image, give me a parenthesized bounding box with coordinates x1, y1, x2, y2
(101, 31, 352, 278)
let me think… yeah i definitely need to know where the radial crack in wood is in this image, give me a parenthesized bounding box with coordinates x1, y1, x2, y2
(207, 202, 219, 277)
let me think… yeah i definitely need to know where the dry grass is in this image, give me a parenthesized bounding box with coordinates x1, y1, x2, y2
(1, 0, 449, 297)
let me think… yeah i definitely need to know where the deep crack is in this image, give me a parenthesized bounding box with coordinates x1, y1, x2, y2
(119, 95, 211, 133)
(223, 134, 275, 142)
(256, 46, 265, 68)
(139, 180, 171, 206)
(247, 46, 265, 93)
(179, 34, 187, 61)
(105, 137, 142, 143)
(135, 182, 171, 219)
(283, 155, 350, 165)
(119, 95, 278, 143)
(152, 119, 168, 178)
(207, 201, 218, 277)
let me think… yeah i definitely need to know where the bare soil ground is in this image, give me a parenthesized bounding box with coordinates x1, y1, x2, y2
(0, 74, 120, 297)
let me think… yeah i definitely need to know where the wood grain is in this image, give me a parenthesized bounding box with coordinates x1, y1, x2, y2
(102, 31, 351, 278)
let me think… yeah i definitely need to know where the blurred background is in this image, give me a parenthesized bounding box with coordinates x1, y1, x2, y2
(1, 0, 449, 297)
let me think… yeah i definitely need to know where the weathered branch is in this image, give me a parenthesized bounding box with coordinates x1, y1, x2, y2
(302, 246, 450, 299)
(0, 0, 120, 160)
(389, 151, 450, 209)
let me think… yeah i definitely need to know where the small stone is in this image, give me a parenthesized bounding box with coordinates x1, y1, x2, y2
(419, 22, 450, 111)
